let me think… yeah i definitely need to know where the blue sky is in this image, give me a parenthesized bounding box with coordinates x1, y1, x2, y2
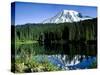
(12, 2, 97, 25)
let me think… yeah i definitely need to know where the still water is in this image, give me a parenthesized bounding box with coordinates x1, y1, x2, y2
(15, 43, 97, 70)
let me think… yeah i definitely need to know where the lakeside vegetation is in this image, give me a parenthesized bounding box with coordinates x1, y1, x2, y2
(12, 56, 61, 73)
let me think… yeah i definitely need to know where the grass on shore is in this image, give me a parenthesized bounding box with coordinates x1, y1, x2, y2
(16, 40, 38, 44)
(12, 57, 61, 73)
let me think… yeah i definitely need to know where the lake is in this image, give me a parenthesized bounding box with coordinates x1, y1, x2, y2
(15, 42, 97, 70)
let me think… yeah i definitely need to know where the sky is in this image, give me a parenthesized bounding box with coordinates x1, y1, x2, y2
(11, 2, 97, 25)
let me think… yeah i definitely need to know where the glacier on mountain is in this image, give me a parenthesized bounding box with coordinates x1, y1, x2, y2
(42, 10, 92, 24)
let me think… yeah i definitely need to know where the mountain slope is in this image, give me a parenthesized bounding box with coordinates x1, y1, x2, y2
(42, 10, 92, 24)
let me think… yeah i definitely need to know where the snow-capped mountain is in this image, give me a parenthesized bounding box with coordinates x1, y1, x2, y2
(42, 10, 92, 24)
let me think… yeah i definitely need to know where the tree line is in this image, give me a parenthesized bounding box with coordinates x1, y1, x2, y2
(12, 18, 97, 43)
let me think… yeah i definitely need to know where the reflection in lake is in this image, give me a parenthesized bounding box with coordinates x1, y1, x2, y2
(15, 42, 97, 70)
(48, 55, 96, 70)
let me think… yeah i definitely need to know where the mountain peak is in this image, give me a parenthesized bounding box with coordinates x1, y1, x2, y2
(62, 10, 78, 13)
(42, 10, 92, 24)
(62, 10, 79, 15)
